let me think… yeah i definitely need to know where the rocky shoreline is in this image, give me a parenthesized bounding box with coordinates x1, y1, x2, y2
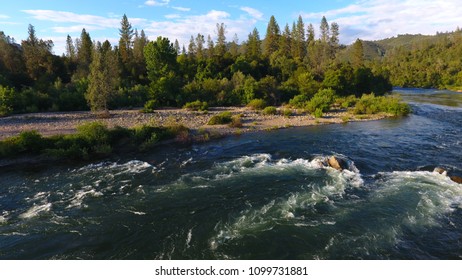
(0, 107, 390, 141)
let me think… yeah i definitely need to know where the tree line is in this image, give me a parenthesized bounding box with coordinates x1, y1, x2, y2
(1, 14, 392, 116)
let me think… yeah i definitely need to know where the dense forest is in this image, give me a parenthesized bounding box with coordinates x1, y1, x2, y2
(2, 13, 456, 117)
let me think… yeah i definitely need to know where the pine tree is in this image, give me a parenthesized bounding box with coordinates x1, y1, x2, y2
(320, 16, 330, 43)
(229, 33, 239, 57)
(207, 35, 214, 58)
(21, 24, 54, 81)
(65, 35, 76, 60)
(279, 24, 292, 56)
(330, 22, 339, 49)
(293, 15, 306, 59)
(174, 39, 180, 55)
(307, 24, 315, 45)
(118, 14, 134, 64)
(195, 34, 205, 59)
(188, 35, 196, 58)
(352, 38, 364, 68)
(76, 28, 93, 79)
(215, 23, 227, 57)
(246, 28, 261, 60)
(264, 15, 280, 57)
(86, 41, 119, 116)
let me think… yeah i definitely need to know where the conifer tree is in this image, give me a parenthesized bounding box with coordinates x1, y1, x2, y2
(264, 15, 281, 57)
(76, 28, 93, 79)
(86, 41, 119, 116)
(118, 14, 134, 64)
(215, 23, 227, 57)
(246, 28, 261, 60)
(320, 16, 330, 44)
(65, 35, 76, 60)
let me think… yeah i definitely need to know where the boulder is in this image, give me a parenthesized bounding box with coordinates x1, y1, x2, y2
(328, 156, 347, 171)
(433, 167, 447, 175)
(450, 176, 462, 184)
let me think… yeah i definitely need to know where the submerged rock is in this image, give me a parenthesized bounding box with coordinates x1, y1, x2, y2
(433, 167, 461, 184)
(328, 156, 348, 171)
(450, 176, 462, 184)
(433, 167, 447, 175)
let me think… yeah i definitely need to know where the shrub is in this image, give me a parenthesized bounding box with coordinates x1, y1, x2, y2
(289, 94, 310, 109)
(352, 94, 411, 116)
(313, 108, 323, 118)
(306, 88, 335, 113)
(247, 99, 267, 110)
(262, 106, 278, 115)
(282, 108, 293, 117)
(142, 99, 158, 113)
(183, 100, 209, 111)
(208, 111, 233, 125)
(336, 95, 358, 109)
(76, 122, 110, 145)
(230, 115, 243, 128)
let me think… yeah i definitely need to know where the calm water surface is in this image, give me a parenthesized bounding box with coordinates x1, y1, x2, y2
(1, 88, 461, 259)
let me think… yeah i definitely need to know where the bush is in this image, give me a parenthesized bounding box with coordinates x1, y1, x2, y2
(352, 94, 411, 116)
(142, 99, 158, 113)
(229, 115, 243, 128)
(282, 108, 293, 117)
(313, 108, 323, 118)
(336, 95, 358, 109)
(183, 100, 209, 111)
(306, 88, 335, 113)
(208, 111, 233, 125)
(262, 106, 278, 115)
(289, 94, 310, 109)
(247, 99, 267, 110)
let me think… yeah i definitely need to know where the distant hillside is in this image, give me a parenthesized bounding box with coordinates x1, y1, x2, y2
(339, 31, 459, 61)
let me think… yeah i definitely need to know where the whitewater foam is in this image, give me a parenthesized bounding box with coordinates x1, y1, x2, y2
(19, 202, 52, 219)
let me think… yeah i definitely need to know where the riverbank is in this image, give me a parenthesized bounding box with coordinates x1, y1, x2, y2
(0, 107, 391, 141)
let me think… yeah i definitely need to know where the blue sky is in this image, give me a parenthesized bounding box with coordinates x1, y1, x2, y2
(2, 0, 462, 55)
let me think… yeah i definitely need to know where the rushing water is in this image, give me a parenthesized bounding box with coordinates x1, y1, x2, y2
(1, 88, 461, 260)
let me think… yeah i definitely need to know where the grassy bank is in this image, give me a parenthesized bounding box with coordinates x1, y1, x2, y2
(0, 121, 189, 161)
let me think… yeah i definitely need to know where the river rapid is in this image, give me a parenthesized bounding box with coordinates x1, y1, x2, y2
(1, 88, 461, 259)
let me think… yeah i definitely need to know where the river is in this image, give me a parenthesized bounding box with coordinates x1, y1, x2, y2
(1, 88, 461, 259)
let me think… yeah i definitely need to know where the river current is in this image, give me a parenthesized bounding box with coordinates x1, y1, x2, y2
(1, 88, 461, 259)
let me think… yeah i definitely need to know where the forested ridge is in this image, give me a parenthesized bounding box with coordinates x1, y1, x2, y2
(2, 13, 452, 117)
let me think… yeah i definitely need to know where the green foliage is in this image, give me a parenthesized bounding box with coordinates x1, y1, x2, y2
(289, 94, 310, 108)
(207, 111, 233, 125)
(336, 95, 358, 108)
(306, 88, 335, 113)
(282, 108, 293, 117)
(0, 121, 188, 160)
(313, 108, 323, 118)
(0, 86, 15, 116)
(262, 106, 278, 115)
(352, 94, 411, 116)
(229, 115, 243, 128)
(183, 100, 209, 111)
(247, 99, 267, 110)
(143, 99, 158, 112)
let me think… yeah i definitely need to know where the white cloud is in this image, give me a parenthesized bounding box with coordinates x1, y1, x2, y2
(144, 9, 256, 49)
(240, 6, 264, 20)
(172, 6, 191, 12)
(300, 0, 462, 44)
(165, 14, 181, 19)
(0, 14, 10, 19)
(145, 0, 170, 7)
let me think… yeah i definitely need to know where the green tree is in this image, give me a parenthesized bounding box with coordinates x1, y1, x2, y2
(215, 23, 227, 57)
(86, 41, 119, 115)
(144, 36, 180, 106)
(65, 35, 76, 60)
(119, 14, 134, 65)
(352, 38, 364, 68)
(264, 15, 281, 57)
(75, 28, 93, 79)
(245, 28, 261, 60)
(320, 16, 330, 43)
(21, 24, 54, 82)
